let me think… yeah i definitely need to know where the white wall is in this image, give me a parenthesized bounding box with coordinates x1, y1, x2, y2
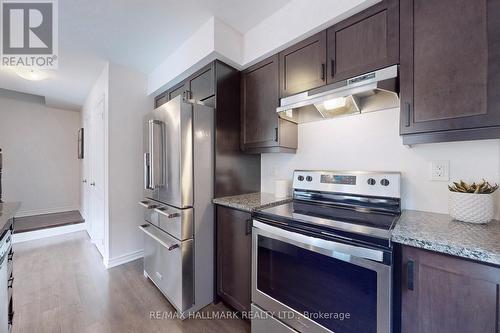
(242, 0, 378, 66)
(82, 63, 149, 267)
(108, 63, 151, 260)
(261, 108, 500, 217)
(0, 92, 81, 217)
(148, 0, 379, 94)
(81, 62, 150, 266)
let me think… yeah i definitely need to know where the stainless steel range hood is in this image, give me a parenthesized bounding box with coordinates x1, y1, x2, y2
(277, 65, 399, 124)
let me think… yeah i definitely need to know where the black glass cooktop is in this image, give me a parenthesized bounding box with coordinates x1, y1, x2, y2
(255, 199, 400, 244)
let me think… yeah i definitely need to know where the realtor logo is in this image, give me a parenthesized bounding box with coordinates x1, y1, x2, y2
(1, 0, 58, 68)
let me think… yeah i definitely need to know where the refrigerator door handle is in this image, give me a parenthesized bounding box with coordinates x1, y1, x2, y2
(149, 119, 165, 189)
(144, 152, 151, 190)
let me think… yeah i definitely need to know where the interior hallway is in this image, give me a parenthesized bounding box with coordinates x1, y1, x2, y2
(12, 231, 250, 333)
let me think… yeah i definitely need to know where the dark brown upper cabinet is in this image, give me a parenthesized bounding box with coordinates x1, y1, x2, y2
(186, 64, 215, 102)
(168, 82, 186, 101)
(279, 31, 327, 98)
(153, 63, 215, 108)
(400, 246, 500, 333)
(154, 93, 167, 108)
(241, 55, 297, 153)
(327, 0, 399, 84)
(216, 206, 252, 313)
(400, 0, 500, 144)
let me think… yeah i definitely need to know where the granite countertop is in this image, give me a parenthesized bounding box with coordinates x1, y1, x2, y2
(0, 202, 21, 233)
(392, 210, 500, 266)
(213, 192, 292, 212)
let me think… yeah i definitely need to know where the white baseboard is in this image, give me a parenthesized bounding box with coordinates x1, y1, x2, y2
(12, 223, 86, 244)
(15, 205, 81, 218)
(104, 249, 144, 269)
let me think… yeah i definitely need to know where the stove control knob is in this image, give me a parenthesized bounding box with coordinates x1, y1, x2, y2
(306, 176, 313, 182)
(367, 178, 376, 185)
(380, 178, 390, 186)
(297, 175, 304, 181)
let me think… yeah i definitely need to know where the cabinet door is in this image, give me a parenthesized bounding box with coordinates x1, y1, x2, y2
(400, 0, 500, 136)
(167, 82, 186, 100)
(154, 93, 167, 108)
(279, 31, 327, 97)
(401, 246, 500, 333)
(187, 64, 214, 102)
(327, 0, 399, 84)
(241, 55, 280, 149)
(216, 206, 252, 313)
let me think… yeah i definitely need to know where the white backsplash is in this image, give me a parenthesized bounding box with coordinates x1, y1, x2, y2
(261, 108, 500, 217)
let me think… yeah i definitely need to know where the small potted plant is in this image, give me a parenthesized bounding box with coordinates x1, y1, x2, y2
(448, 180, 498, 224)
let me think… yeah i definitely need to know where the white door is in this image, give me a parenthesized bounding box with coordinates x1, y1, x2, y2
(90, 98, 106, 256)
(82, 115, 92, 236)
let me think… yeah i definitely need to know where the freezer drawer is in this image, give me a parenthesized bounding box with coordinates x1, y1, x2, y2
(155, 205, 193, 241)
(139, 199, 161, 226)
(140, 223, 194, 312)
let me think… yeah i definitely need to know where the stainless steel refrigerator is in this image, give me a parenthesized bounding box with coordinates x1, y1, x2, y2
(139, 95, 214, 314)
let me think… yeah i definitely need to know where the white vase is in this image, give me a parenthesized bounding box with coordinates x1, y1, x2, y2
(449, 192, 494, 224)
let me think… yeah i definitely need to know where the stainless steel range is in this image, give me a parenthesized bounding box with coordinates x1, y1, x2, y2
(251, 170, 401, 333)
(139, 95, 214, 315)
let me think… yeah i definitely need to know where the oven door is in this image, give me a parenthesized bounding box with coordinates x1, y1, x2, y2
(252, 220, 391, 333)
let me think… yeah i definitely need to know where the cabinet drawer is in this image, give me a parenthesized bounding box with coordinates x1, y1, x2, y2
(141, 223, 194, 312)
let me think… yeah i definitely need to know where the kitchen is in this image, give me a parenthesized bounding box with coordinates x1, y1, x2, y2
(0, 0, 499, 332)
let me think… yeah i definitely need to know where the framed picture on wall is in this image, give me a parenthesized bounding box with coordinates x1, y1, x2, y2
(78, 128, 84, 159)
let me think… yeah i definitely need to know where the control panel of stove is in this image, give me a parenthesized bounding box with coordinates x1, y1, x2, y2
(293, 170, 401, 198)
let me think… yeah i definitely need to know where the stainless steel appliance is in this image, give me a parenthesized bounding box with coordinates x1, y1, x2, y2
(277, 65, 399, 123)
(139, 95, 214, 314)
(0, 230, 12, 333)
(252, 171, 401, 333)
(0, 149, 3, 203)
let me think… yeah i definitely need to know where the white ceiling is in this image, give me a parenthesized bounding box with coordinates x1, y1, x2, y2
(0, 0, 290, 111)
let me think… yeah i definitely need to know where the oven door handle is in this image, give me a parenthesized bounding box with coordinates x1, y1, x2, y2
(253, 220, 385, 264)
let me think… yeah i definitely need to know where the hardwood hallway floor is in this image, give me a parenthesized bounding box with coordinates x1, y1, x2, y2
(12, 231, 250, 333)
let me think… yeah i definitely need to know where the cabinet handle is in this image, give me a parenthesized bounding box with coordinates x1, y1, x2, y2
(407, 260, 414, 290)
(404, 103, 411, 127)
(330, 59, 335, 77)
(274, 127, 279, 142)
(245, 219, 252, 235)
(321, 64, 326, 81)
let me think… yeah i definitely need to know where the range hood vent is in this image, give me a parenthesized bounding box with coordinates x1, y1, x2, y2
(277, 65, 399, 124)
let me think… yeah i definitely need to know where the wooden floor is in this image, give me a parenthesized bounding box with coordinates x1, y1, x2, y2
(12, 231, 250, 333)
(14, 211, 85, 234)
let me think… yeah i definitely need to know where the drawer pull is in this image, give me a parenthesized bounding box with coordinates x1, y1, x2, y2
(155, 208, 180, 219)
(407, 260, 414, 290)
(139, 200, 158, 210)
(139, 224, 179, 251)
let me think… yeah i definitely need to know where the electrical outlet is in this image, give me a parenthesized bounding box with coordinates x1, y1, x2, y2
(430, 160, 450, 181)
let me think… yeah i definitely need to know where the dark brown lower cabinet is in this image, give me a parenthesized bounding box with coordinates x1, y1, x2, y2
(216, 206, 252, 313)
(400, 245, 500, 333)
